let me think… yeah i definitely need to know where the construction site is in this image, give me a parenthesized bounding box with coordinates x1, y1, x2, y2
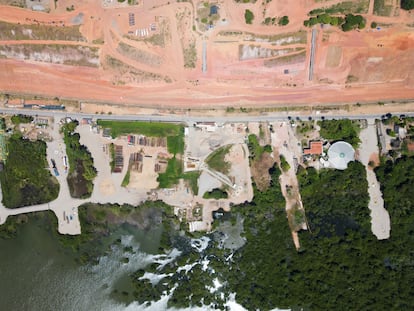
(0, 1, 413, 110)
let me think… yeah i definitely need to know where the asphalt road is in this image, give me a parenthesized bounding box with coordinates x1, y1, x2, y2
(1, 108, 413, 124)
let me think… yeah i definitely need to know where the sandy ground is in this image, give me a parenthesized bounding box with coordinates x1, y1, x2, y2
(77, 124, 167, 204)
(271, 121, 307, 249)
(357, 118, 391, 239)
(0, 2, 413, 109)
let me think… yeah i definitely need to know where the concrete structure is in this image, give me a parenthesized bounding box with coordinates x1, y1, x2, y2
(328, 141, 355, 170)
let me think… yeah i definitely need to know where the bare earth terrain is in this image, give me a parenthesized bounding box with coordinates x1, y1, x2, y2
(0, 0, 413, 108)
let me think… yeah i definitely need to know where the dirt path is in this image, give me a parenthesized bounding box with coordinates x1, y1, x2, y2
(358, 118, 391, 239)
(271, 121, 307, 249)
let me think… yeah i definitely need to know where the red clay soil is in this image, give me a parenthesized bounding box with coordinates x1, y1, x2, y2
(0, 1, 414, 108)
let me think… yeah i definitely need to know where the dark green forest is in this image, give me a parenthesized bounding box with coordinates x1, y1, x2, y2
(112, 157, 414, 310)
(62, 121, 97, 198)
(226, 159, 414, 310)
(0, 134, 59, 208)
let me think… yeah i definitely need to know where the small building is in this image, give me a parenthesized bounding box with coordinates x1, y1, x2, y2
(303, 141, 323, 155)
(196, 122, 216, 132)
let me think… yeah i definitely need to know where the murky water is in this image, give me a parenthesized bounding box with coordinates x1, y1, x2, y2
(0, 216, 163, 311)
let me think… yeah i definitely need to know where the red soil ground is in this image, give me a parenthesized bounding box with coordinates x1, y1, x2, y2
(0, 0, 414, 109)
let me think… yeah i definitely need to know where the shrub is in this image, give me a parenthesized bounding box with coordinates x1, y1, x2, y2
(278, 16, 289, 26)
(244, 9, 254, 24)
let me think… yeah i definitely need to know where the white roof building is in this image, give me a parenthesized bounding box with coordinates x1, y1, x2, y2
(328, 141, 355, 170)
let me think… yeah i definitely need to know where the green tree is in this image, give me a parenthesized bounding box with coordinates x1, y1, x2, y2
(401, 0, 414, 10)
(244, 9, 254, 24)
(278, 16, 289, 26)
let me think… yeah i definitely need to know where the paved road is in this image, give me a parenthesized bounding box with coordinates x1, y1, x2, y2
(1, 108, 414, 124)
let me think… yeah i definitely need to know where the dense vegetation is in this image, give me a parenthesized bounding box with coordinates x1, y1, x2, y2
(318, 119, 361, 147)
(342, 13, 366, 31)
(62, 121, 96, 198)
(304, 13, 366, 31)
(129, 157, 414, 310)
(202, 188, 228, 199)
(401, 0, 414, 10)
(11, 114, 33, 125)
(226, 159, 414, 309)
(0, 134, 59, 208)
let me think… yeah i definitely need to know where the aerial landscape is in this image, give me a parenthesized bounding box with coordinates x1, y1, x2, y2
(0, 0, 414, 310)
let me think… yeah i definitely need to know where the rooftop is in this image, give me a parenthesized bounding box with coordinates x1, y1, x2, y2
(303, 141, 323, 155)
(328, 141, 355, 170)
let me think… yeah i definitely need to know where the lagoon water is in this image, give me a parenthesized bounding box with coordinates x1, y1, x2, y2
(0, 216, 164, 311)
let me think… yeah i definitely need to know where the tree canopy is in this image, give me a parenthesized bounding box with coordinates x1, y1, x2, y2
(401, 0, 414, 10)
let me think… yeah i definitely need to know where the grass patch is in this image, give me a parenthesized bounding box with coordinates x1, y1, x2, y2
(157, 156, 182, 188)
(121, 168, 131, 187)
(279, 155, 291, 172)
(205, 145, 232, 175)
(182, 171, 201, 195)
(0, 134, 59, 208)
(97, 120, 183, 139)
(202, 188, 228, 199)
(109, 143, 115, 172)
(167, 128, 185, 155)
(318, 119, 361, 147)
